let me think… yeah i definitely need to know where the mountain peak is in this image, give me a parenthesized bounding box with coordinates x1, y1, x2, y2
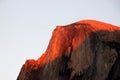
(17, 20, 120, 80)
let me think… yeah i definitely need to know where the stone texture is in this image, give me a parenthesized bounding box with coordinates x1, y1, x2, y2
(17, 20, 120, 80)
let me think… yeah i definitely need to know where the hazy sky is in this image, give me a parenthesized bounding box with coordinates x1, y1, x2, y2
(0, 0, 120, 80)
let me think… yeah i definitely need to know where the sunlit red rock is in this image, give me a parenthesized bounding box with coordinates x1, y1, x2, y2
(17, 20, 120, 80)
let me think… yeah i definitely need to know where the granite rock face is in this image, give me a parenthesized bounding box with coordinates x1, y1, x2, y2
(17, 20, 120, 80)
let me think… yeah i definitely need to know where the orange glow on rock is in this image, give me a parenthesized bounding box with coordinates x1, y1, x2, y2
(25, 20, 120, 68)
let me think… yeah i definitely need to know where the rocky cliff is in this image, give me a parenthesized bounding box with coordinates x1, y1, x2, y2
(17, 20, 120, 80)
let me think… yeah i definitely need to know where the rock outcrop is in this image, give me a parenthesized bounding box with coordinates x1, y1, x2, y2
(17, 20, 120, 80)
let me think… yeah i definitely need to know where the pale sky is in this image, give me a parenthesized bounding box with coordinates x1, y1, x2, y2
(0, 0, 120, 80)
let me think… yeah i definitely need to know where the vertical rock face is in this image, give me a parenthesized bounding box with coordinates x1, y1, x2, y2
(17, 20, 120, 80)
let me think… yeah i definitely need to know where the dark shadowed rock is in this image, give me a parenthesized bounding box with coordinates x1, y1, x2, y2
(17, 20, 120, 80)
